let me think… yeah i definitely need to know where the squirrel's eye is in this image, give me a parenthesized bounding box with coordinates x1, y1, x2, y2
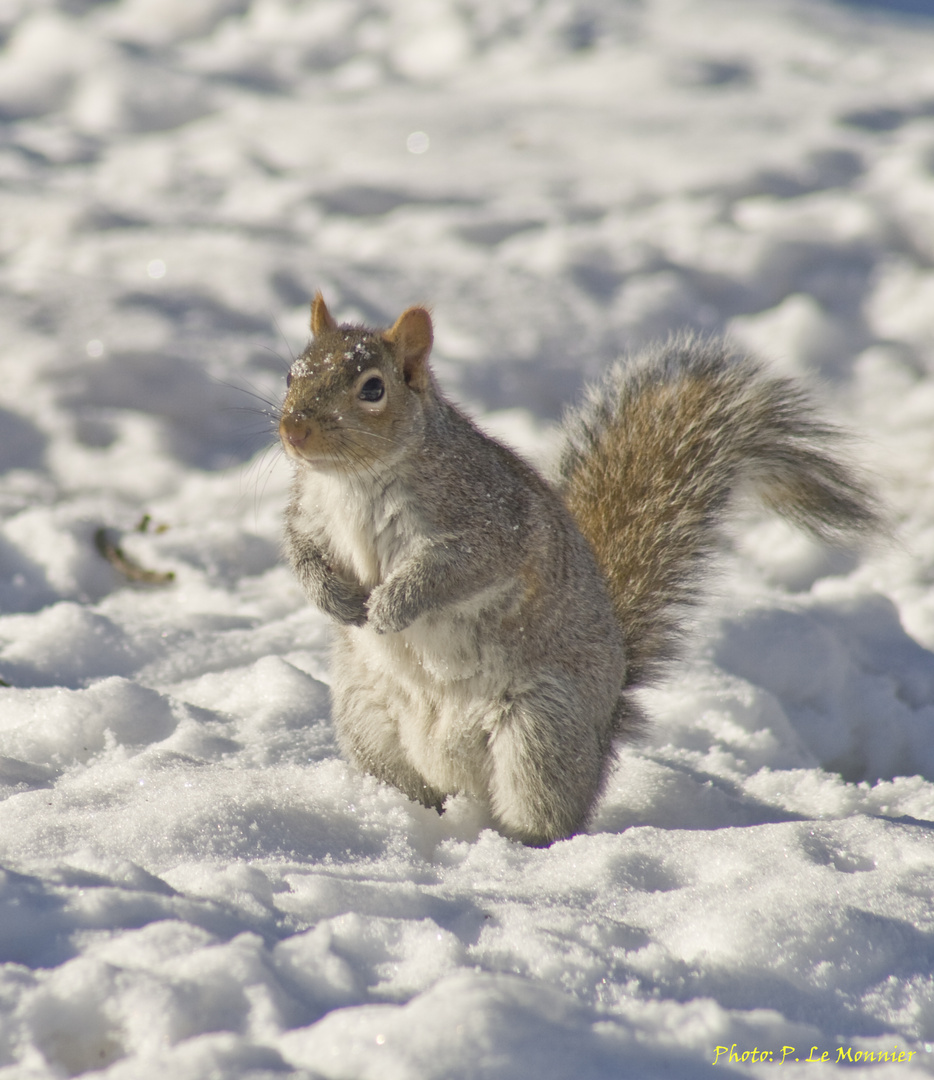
(358, 376, 385, 402)
(286, 372, 293, 388)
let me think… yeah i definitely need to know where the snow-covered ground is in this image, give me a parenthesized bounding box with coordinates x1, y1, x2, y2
(2, 0, 934, 1075)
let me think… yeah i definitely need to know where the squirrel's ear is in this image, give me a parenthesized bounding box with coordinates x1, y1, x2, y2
(310, 292, 339, 337)
(383, 307, 433, 391)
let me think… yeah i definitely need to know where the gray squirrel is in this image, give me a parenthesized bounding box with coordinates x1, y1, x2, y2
(279, 294, 880, 845)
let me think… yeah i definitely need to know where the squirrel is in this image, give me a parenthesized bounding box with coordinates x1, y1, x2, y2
(279, 294, 880, 846)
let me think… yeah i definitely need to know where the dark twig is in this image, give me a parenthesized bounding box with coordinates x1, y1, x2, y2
(94, 527, 175, 585)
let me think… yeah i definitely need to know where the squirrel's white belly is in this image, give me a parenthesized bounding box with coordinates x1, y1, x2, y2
(338, 604, 514, 795)
(307, 475, 525, 794)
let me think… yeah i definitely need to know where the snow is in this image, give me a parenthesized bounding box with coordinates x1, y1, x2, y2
(1, 0, 934, 1074)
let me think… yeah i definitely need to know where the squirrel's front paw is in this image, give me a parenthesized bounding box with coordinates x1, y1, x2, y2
(320, 579, 370, 626)
(366, 580, 417, 634)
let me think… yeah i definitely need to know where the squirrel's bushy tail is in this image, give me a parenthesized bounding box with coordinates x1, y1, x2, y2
(557, 335, 882, 690)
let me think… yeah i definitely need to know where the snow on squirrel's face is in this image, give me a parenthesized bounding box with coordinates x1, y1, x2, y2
(278, 296, 434, 473)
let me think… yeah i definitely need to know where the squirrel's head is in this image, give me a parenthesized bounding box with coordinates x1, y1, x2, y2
(279, 293, 435, 472)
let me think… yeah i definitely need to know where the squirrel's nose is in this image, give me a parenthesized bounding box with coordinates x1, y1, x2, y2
(279, 413, 313, 451)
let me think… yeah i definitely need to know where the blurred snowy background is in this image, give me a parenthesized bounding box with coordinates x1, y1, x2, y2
(2, 0, 934, 1076)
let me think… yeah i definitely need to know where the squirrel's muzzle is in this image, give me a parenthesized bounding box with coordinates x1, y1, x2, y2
(279, 413, 317, 459)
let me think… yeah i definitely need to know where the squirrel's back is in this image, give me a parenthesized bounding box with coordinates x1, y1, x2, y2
(558, 334, 882, 689)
